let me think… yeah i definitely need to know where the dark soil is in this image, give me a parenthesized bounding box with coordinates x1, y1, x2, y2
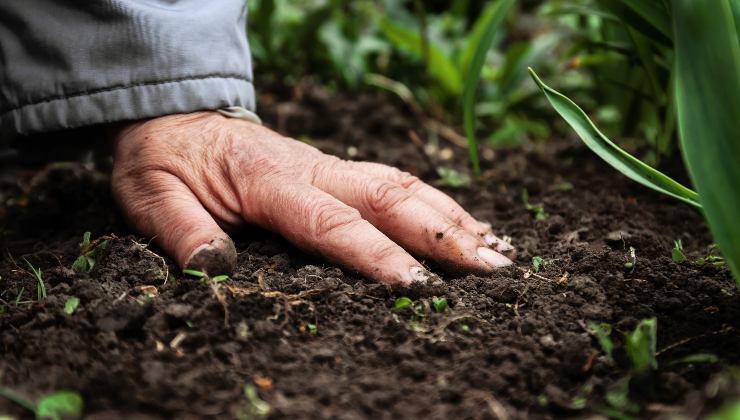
(1, 87, 738, 419)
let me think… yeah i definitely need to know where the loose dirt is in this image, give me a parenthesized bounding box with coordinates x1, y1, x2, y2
(1, 87, 738, 419)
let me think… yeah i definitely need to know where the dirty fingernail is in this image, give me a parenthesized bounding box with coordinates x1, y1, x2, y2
(409, 266, 431, 283)
(185, 237, 237, 276)
(477, 247, 513, 268)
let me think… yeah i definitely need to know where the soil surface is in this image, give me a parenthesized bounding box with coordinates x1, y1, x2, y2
(1, 86, 738, 419)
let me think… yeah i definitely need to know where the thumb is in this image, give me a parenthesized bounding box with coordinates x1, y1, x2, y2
(112, 171, 237, 276)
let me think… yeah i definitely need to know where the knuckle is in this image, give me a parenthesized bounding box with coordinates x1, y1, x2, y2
(310, 201, 363, 238)
(366, 181, 411, 214)
(366, 241, 401, 264)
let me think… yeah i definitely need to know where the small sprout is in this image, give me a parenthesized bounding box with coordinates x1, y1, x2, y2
(696, 244, 726, 266)
(63, 297, 80, 315)
(437, 167, 472, 188)
(23, 258, 46, 301)
(0, 386, 83, 420)
(15, 287, 25, 305)
(672, 239, 687, 262)
(531, 256, 544, 273)
(549, 181, 574, 192)
(186, 320, 195, 328)
(625, 318, 658, 374)
(183, 268, 206, 277)
(71, 232, 110, 273)
(669, 353, 718, 366)
(211, 275, 229, 283)
(522, 188, 548, 221)
(432, 297, 448, 313)
(183, 269, 229, 284)
(624, 246, 636, 272)
(307, 323, 318, 335)
(239, 385, 270, 419)
(36, 391, 84, 420)
(587, 321, 614, 361)
(393, 297, 413, 311)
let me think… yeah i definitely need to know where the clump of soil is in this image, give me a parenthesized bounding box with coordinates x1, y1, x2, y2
(1, 87, 738, 419)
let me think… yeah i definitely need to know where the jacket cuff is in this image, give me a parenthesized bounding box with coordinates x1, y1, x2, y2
(1, 76, 255, 135)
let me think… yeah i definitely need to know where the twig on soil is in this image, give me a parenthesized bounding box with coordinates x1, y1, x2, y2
(656, 325, 735, 356)
(131, 239, 169, 285)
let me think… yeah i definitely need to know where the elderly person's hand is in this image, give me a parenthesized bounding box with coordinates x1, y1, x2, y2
(112, 111, 514, 285)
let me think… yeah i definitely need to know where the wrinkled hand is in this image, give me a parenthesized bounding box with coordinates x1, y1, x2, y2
(111, 112, 514, 285)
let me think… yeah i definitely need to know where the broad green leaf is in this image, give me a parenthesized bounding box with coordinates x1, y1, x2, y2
(625, 318, 657, 373)
(528, 68, 701, 208)
(531, 256, 544, 273)
(462, 0, 515, 175)
(379, 18, 462, 95)
(36, 391, 83, 420)
(618, 0, 672, 40)
(673, 0, 740, 285)
(431, 297, 448, 313)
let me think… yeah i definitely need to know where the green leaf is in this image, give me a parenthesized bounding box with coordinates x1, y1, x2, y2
(36, 391, 83, 420)
(63, 297, 80, 315)
(673, 0, 740, 285)
(669, 353, 719, 366)
(379, 18, 462, 95)
(617, 0, 672, 41)
(393, 297, 413, 311)
(436, 167, 471, 188)
(71, 256, 91, 274)
(182, 269, 205, 278)
(79, 232, 91, 249)
(462, 0, 515, 175)
(707, 399, 740, 420)
(431, 297, 448, 313)
(625, 318, 658, 373)
(528, 68, 701, 209)
(531, 256, 544, 273)
(211, 275, 229, 283)
(588, 321, 614, 361)
(671, 240, 686, 262)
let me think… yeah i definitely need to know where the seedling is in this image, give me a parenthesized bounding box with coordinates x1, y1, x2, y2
(431, 296, 448, 313)
(522, 188, 548, 221)
(436, 167, 471, 188)
(183, 269, 229, 284)
(531, 256, 544, 273)
(587, 321, 614, 362)
(63, 297, 80, 315)
(696, 244, 726, 267)
(625, 318, 658, 374)
(307, 323, 318, 335)
(15, 287, 25, 306)
(71, 232, 111, 273)
(393, 297, 413, 311)
(237, 384, 270, 419)
(0, 384, 83, 420)
(672, 240, 687, 262)
(23, 258, 46, 301)
(624, 247, 637, 273)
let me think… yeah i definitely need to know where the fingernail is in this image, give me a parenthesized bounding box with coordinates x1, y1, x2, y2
(185, 237, 237, 276)
(409, 266, 431, 283)
(477, 247, 513, 268)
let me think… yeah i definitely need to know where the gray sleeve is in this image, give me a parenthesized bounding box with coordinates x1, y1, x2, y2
(0, 0, 255, 135)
